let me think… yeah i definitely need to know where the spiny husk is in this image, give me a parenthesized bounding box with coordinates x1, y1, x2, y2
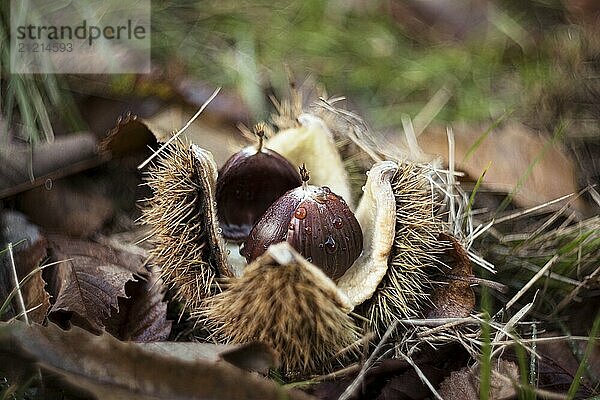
(202, 242, 360, 375)
(141, 139, 230, 315)
(364, 161, 445, 334)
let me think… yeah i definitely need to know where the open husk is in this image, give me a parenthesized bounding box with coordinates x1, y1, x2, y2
(337, 161, 397, 306)
(140, 90, 464, 375)
(141, 140, 231, 315)
(362, 161, 445, 333)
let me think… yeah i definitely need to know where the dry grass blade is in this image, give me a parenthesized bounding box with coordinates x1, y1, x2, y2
(7, 243, 28, 324)
(137, 87, 221, 170)
(338, 321, 398, 400)
(503, 256, 558, 312)
(397, 350, 444, 400)
(490, 193, 576, 226)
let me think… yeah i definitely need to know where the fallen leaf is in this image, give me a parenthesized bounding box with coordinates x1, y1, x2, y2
(141, 341, 279, 374)
(418, 122, 586, 212)
(426, 233, 475, 319)
(0, 133, 105, 199)
(104, 265, 171, 342)
(140, 342, 231, 363)
(309, 343, 470, 400)
(438, 359, 519, 400)
(437, 368, 478, 400)
(17, 177, 114, 238)
(218, 342, 280, 374)
(0, 321, 314, 400)
(0, 211, 50, 324)
(503, 341, 598, 396)
(45, 236, 146, 333)
(376, 366, 447, 400)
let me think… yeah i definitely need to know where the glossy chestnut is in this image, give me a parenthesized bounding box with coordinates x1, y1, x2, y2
(216, 127, 302, 241)
(241, 166, 363, 280)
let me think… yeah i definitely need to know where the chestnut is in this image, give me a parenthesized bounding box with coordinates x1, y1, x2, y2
(216, 125, 302, 241)
(241, 165, 363, 280)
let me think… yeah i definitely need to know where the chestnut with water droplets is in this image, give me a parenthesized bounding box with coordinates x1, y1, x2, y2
(216, 124, 302, 241)
(241, 165, 363, 280)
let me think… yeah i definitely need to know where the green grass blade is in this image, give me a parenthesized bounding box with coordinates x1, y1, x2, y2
(462, 110, 512, 163)
(567, 313, 600, 399)
(466, 161, 492, 215)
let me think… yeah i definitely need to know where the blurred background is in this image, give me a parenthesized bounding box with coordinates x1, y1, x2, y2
(0, 0, 599, 213)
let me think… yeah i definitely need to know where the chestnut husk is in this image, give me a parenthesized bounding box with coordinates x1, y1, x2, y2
(241, 182, 363, 281)
(216, 146, 302, 241)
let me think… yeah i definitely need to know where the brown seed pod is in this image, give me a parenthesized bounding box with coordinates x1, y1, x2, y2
(203, 242, 360, 375)
(241, 166, 363, 281)
(141, 139, 231, 314)
(363, 161, 445, 334)
(216, 126, 302, 241)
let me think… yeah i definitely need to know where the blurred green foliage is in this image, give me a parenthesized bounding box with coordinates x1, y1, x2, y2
(2, 0, 590, 141)
(151, 0, 570, 127)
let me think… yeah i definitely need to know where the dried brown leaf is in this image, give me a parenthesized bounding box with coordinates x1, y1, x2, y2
(141, 341, 279, 374)
(0, 321, 314, 400)
(0, 211, 50, 324)
(310, 344, 470, 400)
(426, 233, 475, 319)
(104, 265, 171, 342)
(46, 236, 146, 333)
(418, 123, 586, 212)
(505, 339, 598, 396)
(376, 366, 446, 400)
(0, 133, 103, 199)
(218, 342, 280, 374)
(18, 178, 114, 238)
(438, 360, 519, 400)
(437, 368, 478, 400)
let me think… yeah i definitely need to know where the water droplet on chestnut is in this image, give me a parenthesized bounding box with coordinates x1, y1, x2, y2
(324, 235, 337, 253)
(333, 216, 343, 229)
(294, 207, 307, 220)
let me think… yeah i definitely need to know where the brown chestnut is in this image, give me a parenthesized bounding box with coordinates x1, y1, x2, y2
(216, 125, 302, 241)
(241, 165, 363, 280)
